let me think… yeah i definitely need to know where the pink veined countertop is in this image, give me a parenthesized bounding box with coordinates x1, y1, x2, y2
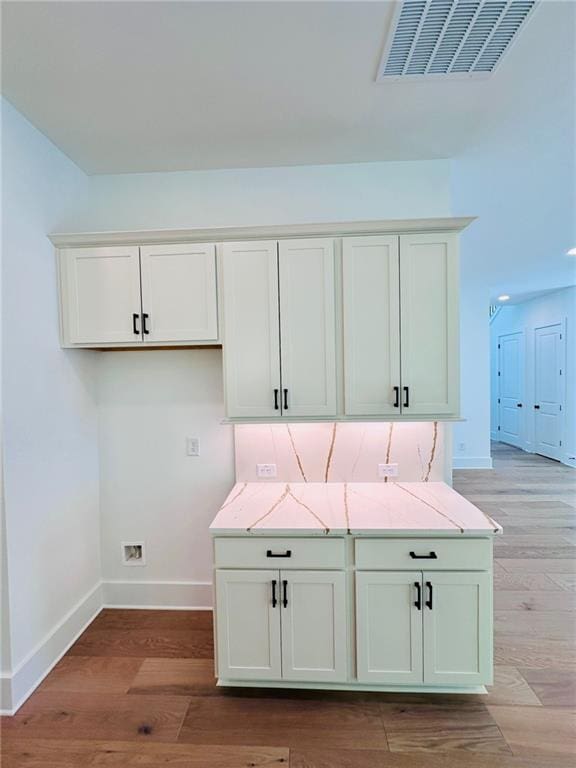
(209, 482, 502, 537)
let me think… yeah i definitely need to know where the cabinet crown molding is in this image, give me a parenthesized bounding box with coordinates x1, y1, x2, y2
(49, 217, 475, 248)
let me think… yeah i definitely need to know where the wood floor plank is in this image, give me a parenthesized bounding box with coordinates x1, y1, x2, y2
(36, 656, 143, 694)
(68, 628, 213, 658)
(549, 573, 576, 592)
(494, 591, 576, 611)
(129, 658, 218, 696)
(495, 638, 576, 669)
(484, 666, 541, 707)
(519, 668, 576, 707)
(487, 705, 576, 757)
(493, 572, 562, 591)
(91, 608, 213, 631)
(497, 559, 576, 574)
(495, 610, 576, 641)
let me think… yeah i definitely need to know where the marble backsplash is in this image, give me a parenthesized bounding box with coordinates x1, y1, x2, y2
(234, 422, 450, 484)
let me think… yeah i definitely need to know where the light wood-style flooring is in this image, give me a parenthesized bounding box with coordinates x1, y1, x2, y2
(1, 442, 575, 767)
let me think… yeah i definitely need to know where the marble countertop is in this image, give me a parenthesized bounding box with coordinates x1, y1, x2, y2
(209, 482, 502, 537)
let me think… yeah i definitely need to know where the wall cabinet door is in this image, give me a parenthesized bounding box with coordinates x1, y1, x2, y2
(222, 241, 281, 418)
(278, 239, 337, 417)
(343, 236, 401, 416)
(423, 571, 491, 686)
(356, 571, 423, 685)
(61, 246, 142, 344)
(399, 233, 459, 417)
(215, 569, 282, 681)
(280, 570, 347, 682)
(140, 243, 218, 342)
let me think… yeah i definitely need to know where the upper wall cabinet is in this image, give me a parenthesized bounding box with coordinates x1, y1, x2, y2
(59, 243, 218, 346)
(222, 238, 337, 419)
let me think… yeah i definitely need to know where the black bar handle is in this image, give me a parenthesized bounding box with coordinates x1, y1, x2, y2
(393, 386, 400, 408)
(271, 579, 277, 608)
(283, 388, 288, 410)
(274, 389, 279, 410)
(414, 581, 421, 610)
(266, 549, 292, 558)
(409, 551, 437, 559)
(403, 386, 410, 408)
(282, 580, 288, 608)
(425, 581, 433, 610)
(132, 313, 140, 335)
(534, 404, 540, 409)
(516, 403, 523, 408)
(142, 313, 150, 335)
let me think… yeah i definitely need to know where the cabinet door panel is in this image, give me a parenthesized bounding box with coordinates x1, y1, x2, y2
(356, 571, 423, 684)
(423, 571, 492, 686)
(278, 239, 337, 417)
(215, 569, 281, 681)
(281, 570, 347, 682)
(343, 236, 401, 416)
(222, 241, 281, 418)
(399, 233, 459, 416)
(140, 243, 217, 342)
(61, 246, 142, 344)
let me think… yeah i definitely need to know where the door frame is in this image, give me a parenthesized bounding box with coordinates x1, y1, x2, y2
(532, 319, 566, 461)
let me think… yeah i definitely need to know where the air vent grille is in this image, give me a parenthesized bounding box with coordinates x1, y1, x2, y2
(378, 0, 537, 80)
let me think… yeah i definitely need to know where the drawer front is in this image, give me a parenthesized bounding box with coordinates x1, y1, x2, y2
(355, 538, 491, 571)
(214, 537, 345, 569)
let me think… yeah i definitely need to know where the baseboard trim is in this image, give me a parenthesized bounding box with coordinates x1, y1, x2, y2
(102, 579, 213, 609)
(452, 457, 493, 469)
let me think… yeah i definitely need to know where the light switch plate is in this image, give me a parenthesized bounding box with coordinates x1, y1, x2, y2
(186, 437, 200, 456)
(257, 463, 277, 478)
(378, 463, 399, 478)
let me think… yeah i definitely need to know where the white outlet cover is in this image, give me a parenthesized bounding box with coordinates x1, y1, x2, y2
(186, 437, 200, 456)
(257, 463, 277, 478)
(378, 463, 399, 478)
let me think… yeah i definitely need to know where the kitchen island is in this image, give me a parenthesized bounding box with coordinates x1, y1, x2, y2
(210, 481, 502, 694)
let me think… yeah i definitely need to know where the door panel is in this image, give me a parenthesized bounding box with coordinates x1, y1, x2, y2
(356, 571, 423, 684)
(278, 239, 337, 417)
(534, 324, 563, 460)
(222, 241, 281, 418)
(399, 234, 459, 416)
(498, 331, 524, 448)
(140, 243, 217, 342)
(61, 246, 142, 344)
(342, 236, 401, 416)
(215, 569, 281, 681)
(423, 571, 492, 686)
(281, 570, 347, 682)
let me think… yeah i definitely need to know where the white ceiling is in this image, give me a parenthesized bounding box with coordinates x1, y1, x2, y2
(1, 0, 569, 174)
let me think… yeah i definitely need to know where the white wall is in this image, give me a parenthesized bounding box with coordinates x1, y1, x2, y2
(1, 99, 101, 711)
(490, 288, 576, 466)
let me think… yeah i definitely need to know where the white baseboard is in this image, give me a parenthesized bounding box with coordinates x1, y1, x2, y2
(452, 457, 493, 469)
(102, 579, 212, 609)
(0, 582, 103, 715)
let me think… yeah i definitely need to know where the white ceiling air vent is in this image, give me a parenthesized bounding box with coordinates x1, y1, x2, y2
(377, 0, 537, 81)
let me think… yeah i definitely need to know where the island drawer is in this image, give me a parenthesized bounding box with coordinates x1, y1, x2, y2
(214, 537, 345, 569)
(355, 538, 491, 571)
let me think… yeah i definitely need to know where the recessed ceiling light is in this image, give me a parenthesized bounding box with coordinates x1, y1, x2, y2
(567, 247, 576, 256)
(498, 295, 510, 302)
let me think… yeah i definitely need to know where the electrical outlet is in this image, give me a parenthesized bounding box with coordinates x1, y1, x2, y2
(121, 541, 146, 566)
(257, 463, 277, 478)
(378, 463, 399, 478)
(458, 442, 466, 452)
(186, 437, 199, 456)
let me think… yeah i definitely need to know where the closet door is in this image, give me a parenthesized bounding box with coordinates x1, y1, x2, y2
(278, 238, 337, 417)
(140, 243, 218, 342)
(222, 241, 281, 418)
(343, 236, 400, 416)
(61, 246, 142, 344)
(399, 233, 459, 417)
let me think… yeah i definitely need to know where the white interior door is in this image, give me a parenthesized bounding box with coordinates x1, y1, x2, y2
(61, 246, 142, 344)
(534, 323, 563, 461)
(498, 331, 524, 448)
(399, 233, 459, 417)
(423, 571, 491, 686)
(278, 238, 337, 417)
(342, 235, 401, 416)
(140, 243, 218, 342)
(215, 569, 281, 681)
(222, 241, 281, 418)
(356, 571, 423, 685)
(280, 570, 347, 682)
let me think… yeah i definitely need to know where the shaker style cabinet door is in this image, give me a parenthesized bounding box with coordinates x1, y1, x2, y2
(356, 571, 423, 685)
(280, 570, 347, 683)
(222, 241, 281, 418)
(139, 243, 218, 342)
(215, 569, 282, 681)
(60, 246, 142, 344)
(342, 235, 401, 416)
(399, 233, 459, 417)
(278, 238, 337, 417)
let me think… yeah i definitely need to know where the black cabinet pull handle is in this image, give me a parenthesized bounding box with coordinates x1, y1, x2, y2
(534, 404, 540, 409)
(142, 313, 150, 335)
(282, 580, 288, 608)
(274, 389, 279, 410)
(266, 550, 292, 558)
(393, 386, 400, 408)
(516, 403, 523, 408)
(425, 581, 433, 610)
(409, 551, 437, 559)
(283, 388, 288, 410)
(271, 579, 277, 608)
(132, 313, 140, 335)
(403, 386, 410, 408)
(414, 581, 421, 610)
